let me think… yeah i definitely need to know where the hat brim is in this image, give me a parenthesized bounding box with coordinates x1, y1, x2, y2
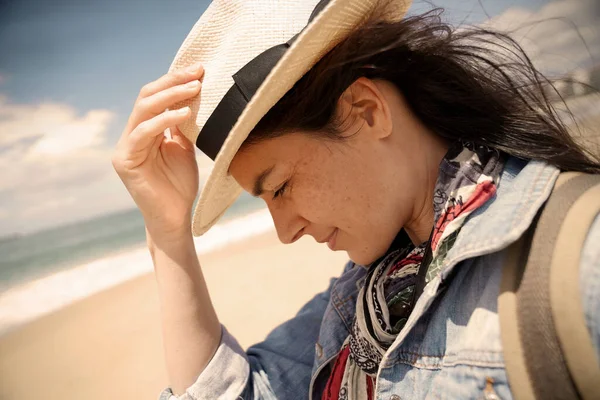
(192, 0, 411, 236)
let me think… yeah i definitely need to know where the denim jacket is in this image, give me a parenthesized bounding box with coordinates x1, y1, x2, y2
(161, 157, 600, 400)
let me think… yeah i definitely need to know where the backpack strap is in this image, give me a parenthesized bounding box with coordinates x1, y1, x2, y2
(550, 176, 600, 399)
(499, 172, 600, 400)
(499, 230, 536, 400)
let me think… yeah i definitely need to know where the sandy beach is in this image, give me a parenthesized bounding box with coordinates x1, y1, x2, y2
(0, 229, 349, 400)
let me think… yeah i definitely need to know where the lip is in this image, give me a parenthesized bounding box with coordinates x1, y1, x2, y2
(326, 228, 338, 251)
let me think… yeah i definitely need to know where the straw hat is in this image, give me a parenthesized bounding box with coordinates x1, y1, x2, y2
(168, 0, 411, 236)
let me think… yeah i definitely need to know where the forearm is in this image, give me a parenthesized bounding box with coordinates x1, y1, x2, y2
(147, 225, 221, 395)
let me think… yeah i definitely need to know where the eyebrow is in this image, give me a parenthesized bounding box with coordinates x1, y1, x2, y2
(252, 166, 274, 197)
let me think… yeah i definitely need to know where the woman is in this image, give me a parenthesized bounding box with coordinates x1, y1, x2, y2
(112, 0, 600, 398)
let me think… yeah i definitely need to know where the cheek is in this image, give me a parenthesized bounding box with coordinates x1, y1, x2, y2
(297, 173, 372, 232)
(292, 178, 339, 222)
(292, 145, 403, 241)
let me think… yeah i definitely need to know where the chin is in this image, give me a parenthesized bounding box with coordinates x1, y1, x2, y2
(346, 236, 395, 266)
(346, 249, 383, 267)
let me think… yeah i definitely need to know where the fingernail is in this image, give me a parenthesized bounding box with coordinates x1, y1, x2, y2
(177, 106, 190, 115)
(186, 80, 200, 88)
(186, 62, 203, 74)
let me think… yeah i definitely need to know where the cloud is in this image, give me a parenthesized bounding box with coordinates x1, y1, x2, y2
(0, 95, 113, 156)
(0, 96, 133, 234)
(0, 95, 217, 235)
(481, 0, 599, 74)
(0, 97, 116, 191)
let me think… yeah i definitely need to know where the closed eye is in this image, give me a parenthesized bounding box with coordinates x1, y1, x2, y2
(273, 181, 288, 200)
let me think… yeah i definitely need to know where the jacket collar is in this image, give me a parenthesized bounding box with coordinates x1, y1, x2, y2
(439, 156, 559, 280)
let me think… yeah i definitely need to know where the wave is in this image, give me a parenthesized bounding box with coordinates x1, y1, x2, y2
(0, 208, 274, 336)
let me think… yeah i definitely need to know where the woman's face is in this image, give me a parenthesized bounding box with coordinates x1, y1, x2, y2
(229, 78, 446, 265)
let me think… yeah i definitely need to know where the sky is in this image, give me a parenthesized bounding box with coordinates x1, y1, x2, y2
(0, 0, 598, 236)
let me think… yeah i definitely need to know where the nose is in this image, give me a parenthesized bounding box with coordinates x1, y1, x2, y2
(267, 202, 306, 245)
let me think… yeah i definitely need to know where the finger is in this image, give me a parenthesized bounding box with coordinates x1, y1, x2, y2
(138, 63, 204, 99)
(127, 107, 191, 153)
(148, 131, 165, 161)
(132, 79, 201, 122)
(168, 126, 195, 152)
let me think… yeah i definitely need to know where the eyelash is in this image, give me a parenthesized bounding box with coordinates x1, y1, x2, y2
(273, 181, 289, 199)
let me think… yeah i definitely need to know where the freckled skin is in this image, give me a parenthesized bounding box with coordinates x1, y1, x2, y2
(229, 78, 449, 265)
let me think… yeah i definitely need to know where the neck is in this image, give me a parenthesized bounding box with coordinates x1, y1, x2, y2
(404, 194, 435, 246)
(404, 135, 449, 246)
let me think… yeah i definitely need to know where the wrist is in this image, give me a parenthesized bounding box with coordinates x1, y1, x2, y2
(146, 224, 201, 278)
(145, 222, 193, 251)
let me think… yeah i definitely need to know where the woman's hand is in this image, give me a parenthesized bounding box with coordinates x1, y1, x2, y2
(112, 63, 204, 239)
(113, 64, 222, 393)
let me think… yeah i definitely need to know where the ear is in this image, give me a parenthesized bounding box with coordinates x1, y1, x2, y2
(338, 77, 393, 139)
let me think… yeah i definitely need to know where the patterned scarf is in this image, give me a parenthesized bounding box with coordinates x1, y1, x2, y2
(322, 143, 505, 400)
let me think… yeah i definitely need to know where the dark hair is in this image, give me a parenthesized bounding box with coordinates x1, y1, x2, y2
(245, 6, 600, 173)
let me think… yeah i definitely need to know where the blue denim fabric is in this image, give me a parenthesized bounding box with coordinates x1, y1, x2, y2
(160, 157, 600, 400)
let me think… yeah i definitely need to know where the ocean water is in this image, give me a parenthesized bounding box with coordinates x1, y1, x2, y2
(0, 193, 272, 335)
